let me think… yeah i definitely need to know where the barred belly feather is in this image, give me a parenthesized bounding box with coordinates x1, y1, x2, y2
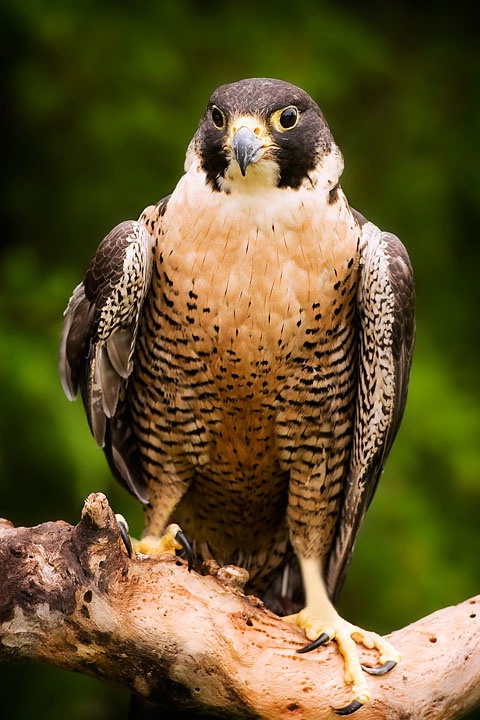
(130, 172, 361, 588)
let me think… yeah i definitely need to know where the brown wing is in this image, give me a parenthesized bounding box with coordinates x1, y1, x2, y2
(59, 217, 157, 502)
(326, 220, 415, 602)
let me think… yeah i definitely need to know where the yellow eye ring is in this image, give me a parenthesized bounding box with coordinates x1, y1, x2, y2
(272, 106, 299, 132)
(211, 105, 226, 130)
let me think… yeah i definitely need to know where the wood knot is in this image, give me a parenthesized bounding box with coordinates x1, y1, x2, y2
(9, 541, 27, 558)
(216, 565, 249, 592)
(201, 560, 249, 593)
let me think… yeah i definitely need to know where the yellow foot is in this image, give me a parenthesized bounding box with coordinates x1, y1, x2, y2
(115, 516, 193, 569)
(284, 606, 400, 715)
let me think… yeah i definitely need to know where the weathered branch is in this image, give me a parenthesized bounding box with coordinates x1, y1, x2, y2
(1, 493, 479, 719)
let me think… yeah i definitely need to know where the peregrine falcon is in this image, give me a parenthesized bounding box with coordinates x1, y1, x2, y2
(60, 78, 415, 714)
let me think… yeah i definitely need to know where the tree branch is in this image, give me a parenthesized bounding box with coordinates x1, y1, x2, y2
(1, 493, 479, 719)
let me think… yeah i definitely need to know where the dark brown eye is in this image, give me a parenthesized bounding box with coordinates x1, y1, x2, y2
(211, 106, 226, 129)
(279, 106, 298, 129)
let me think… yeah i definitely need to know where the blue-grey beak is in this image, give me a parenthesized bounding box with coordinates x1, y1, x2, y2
(232, 127, 264, 176)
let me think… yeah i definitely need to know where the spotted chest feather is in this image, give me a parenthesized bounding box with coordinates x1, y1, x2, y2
(130, 174, 362, 565)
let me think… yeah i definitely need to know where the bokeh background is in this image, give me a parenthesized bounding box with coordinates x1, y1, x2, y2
(1, 1, 479, 718)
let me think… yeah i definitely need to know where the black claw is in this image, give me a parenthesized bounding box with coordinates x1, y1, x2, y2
(361, 659, 397, 676)
(296, 631, 330, 654)
(175, 529, 193, 571)
(116, 519, 132, 558)
(332, 699, 364, 716)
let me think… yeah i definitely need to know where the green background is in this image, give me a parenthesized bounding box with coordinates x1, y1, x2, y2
(1, 1, 479, 718)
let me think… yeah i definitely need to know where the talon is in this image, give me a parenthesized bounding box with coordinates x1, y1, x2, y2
(361, 659, 397, 676)
(297, 631, 330, 654)
(175, 528, 193, 571)
(115, 514, 132, 558)
(332, 699, 364, 716)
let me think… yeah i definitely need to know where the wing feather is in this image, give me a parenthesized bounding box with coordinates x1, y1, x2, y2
(59, 218, 156, 501)
(326, 219, 415, 601)
(106, 325, 135, 379)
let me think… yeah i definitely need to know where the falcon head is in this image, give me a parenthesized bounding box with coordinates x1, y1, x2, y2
(189, 78, 343, 193)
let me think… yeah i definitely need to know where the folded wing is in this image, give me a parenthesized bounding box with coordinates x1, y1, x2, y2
(326, 220, 415, 601)
(59, 219, 156, 501)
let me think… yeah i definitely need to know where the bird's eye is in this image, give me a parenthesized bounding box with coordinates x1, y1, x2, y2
(211, 106, 226, 130)
(279, 106, 299, 130)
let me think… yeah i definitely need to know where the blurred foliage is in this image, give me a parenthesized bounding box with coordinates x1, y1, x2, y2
(1, 0, 479, 718)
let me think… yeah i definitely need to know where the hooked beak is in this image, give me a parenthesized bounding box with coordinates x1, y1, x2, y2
(232, 126, 264, 176)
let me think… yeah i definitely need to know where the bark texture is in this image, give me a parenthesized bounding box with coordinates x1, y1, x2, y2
(1, 493, 479, 719)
